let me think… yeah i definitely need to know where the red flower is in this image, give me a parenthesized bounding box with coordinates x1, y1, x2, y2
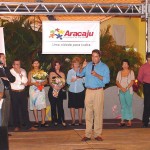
(38, 85, 44, 91)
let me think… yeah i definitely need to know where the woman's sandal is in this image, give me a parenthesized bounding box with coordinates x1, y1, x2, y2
(126, 122, 132, 127)
(71, 123, 75, 126)
(78, 123, 83, 126)
(54, 122, 58, 126)
(62, 122, 67, 127)
(118, 122, 126, 127)
(34, 122, 39, 128)
(41, 123, 49, 127)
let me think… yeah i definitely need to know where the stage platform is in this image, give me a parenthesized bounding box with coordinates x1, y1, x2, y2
(9, 128, 150, 150)
(8, 119, 150, 150)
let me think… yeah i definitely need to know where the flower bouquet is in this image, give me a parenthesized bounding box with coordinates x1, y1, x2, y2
(51, 76, 65, 98)
(132, 79, 139, 93)
(32, 70, 48, 91)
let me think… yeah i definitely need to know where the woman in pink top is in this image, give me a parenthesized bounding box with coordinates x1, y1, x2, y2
(138, 52, 150, 128)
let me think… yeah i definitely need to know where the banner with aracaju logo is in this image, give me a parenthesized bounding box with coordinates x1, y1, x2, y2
(42, 21, 100, 54)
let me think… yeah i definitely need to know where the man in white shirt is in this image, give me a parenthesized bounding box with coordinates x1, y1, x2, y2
(10, 59, 37, 131)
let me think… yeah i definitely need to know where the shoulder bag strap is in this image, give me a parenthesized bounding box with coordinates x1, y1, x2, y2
(54, 71, 62, 78)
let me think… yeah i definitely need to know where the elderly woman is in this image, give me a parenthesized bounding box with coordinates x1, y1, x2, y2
(116, 59, 135, 127)
(67, 57, 85, 126)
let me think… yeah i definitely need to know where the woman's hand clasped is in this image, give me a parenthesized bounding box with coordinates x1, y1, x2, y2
(34, 82, 40, 87)
(71, 76, 78, 82)
(120, 87, 127, 93)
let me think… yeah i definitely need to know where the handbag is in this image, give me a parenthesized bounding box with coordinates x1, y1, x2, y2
(61, 87, 67, 100)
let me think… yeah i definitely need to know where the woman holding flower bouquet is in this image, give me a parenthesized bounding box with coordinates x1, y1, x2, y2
(28, 59, 48, 127)
(48, 60, 66, 127)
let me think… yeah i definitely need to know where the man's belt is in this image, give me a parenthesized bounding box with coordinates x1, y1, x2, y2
(87, 87, 102, 90)
(11, 89, 25, 92)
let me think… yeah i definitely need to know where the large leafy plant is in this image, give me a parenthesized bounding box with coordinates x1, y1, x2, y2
(0, 16, 42, 71)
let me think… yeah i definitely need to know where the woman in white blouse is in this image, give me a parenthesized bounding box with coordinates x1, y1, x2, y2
(116, 59, 135, 127)
(67, 57, 85, 126)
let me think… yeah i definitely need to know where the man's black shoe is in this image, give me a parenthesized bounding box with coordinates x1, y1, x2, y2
(8, 133, 12, 136)
(81, 137, 91, 142)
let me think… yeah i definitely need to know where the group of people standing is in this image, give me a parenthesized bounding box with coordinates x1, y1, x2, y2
(0, 49, 150, 142)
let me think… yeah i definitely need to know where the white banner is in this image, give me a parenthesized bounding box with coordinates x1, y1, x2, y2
(0, 27, 5, 54)
(42, 21, 100, 54)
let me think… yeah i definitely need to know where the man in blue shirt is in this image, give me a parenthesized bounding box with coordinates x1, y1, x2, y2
(77, 49, 110, 141)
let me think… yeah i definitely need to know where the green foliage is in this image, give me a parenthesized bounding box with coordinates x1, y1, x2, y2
(1, 16, 42, 71)
(0, 17, 143, 94)
(100, 25, 143, 95)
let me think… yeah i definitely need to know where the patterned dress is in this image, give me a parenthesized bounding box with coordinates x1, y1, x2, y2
(29, 76, 46, 110)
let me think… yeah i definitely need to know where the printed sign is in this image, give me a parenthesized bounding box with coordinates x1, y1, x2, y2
(42, 21, 100, 54)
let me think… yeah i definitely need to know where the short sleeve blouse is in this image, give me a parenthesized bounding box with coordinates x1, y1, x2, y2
(116, 70, 135, 94)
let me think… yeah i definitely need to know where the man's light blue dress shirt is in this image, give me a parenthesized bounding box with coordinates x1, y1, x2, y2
(77, 61, 110, 88)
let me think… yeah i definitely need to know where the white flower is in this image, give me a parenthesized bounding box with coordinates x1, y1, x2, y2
(65, 58, 70, 62)
(32, 70, 47, 80)
(51, 77, 65, 87)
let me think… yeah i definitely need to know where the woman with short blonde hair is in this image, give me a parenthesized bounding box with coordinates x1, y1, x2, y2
(71, 57, 82, 68)
(67, 56, 85, 126)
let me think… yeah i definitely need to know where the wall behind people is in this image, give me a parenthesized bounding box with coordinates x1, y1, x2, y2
(28, 86, 143, 121)
(101, 17, 146, 61)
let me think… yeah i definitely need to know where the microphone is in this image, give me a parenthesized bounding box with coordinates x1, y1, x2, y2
(0, 61, 3, 65)
(91, 63, 95, 72)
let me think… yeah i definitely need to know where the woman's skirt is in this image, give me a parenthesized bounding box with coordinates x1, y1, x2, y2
(68, 91, 85, 109)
